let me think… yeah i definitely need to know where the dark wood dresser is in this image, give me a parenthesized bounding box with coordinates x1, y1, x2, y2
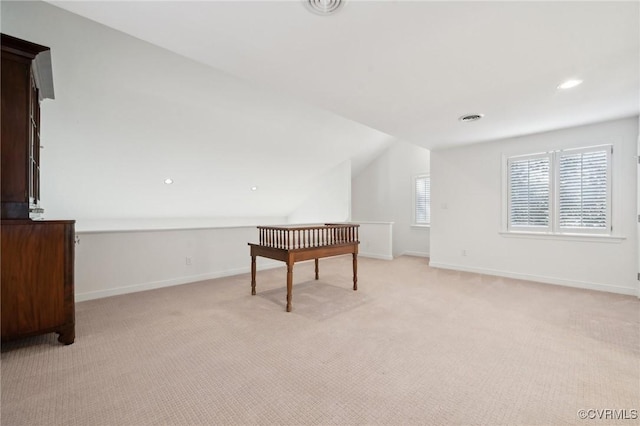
(1, 220, 75, 344)
(1, 34, 76, 345)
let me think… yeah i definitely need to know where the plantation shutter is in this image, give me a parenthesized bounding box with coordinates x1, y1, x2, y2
(415, 175, 430, 224)
(508, 155, 550, 228)
(558, 147, 610, 230)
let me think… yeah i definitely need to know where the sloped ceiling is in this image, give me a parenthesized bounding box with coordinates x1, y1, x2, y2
(48, 0, 639, 149)
(2, 1, 638, 225)
(1, 1, 394, 223)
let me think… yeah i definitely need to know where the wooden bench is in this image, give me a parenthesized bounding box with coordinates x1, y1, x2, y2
(248, 223, 360, 312)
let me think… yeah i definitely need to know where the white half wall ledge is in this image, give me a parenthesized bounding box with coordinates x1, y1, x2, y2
(75, 261, 282, 302)
(73, 217, 287, 234)
(354, 221, 395, 224)
(76, 227, 251, 236)
(428, 261, 639, 297)
(76, 224, 269, 235)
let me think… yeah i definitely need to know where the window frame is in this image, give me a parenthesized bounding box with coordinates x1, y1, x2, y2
(413, 174, 431, 227)
(503, 144, 613, 237)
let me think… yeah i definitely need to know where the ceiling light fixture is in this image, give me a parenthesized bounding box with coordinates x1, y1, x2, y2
(164, 178, 173, 184)
(251, 186, 258, 191)
(557, 79, 583, 90)
(304, 0, 345, 15)
(458, 114, 484, 122)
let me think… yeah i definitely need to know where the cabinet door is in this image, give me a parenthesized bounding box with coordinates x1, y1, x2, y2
(1, 223, 66, 337)
(29, 69, 41, 209)
(0, 52, 31, 218)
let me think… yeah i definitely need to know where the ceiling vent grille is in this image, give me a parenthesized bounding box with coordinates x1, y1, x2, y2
(459, 114, 484, 122)
(305, 0, 345, 15)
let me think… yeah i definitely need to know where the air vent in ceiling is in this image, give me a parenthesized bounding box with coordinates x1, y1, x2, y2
(458, 114, 484, 122)
(305, 0, 345, 15)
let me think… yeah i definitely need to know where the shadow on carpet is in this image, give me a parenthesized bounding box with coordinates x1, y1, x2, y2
(257, 280, 371, 321)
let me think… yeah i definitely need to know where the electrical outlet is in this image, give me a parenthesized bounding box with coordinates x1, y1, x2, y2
(461, 249, 467, 256)
(185, 257, 192, 266)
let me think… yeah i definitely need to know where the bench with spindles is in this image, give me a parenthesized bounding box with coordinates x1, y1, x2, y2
(248, 223, 360, 312)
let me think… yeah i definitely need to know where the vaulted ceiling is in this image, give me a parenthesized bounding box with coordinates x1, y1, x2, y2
(50, 0, 639, 149)
(2, 1, 638, 225)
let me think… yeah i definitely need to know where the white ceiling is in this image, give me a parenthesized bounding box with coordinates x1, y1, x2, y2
(49, 0, 639, 150)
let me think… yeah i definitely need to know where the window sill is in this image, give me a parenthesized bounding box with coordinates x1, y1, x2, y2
(499, 231, 625, 243)
(411, 224, 431, 230)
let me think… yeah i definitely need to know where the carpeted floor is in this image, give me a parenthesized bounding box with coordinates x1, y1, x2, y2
(1, 256, 638, 425)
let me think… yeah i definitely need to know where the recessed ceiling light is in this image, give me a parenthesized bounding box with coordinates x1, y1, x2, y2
(164, 178, 173, 184)
(557, 79, 583, 90)
(458, 114, 484, 122)
(251, 186, 258, 191)
(304, 0, 345, 15)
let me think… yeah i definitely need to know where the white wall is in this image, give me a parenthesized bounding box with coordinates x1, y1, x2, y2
(75, 226, 280, 301)
(75, 156, 354, 300)
(287, 160, 351, 224)
(70, 155, 351, 302)
(357, 222, 394, 260)
(352, 140, 431, 257)
(430, 116, 639, 296)
(74, 168, 352, 302)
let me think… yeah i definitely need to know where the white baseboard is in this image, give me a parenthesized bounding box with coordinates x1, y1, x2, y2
(75, 262, 283, 302)
(428, 261, 638, 297)
(401, 251, 430, 258)
(359, 252, 393, 260)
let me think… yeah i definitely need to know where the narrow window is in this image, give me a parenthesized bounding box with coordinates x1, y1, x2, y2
(415, 175, 431, 225)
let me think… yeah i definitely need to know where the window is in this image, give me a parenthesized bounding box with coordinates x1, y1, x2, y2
(414, 175, 430, 225)
(506, 145, 612, 235)
(508, 154, 550, 230)
(557, 148, 610, 231)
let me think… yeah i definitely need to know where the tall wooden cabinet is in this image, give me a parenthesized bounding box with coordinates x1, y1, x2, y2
(1, 34, 75, 345)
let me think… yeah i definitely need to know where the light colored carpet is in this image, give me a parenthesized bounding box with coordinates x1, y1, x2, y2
(1, 256, 638, 425)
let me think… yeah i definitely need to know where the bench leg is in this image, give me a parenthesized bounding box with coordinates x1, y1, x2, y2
(353, 253, 358, 291)
(286, 261, 294, 312)
(315, 258, 319, 280)
(251, 255, 256, 295)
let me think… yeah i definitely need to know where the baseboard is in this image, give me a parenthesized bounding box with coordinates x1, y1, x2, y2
(359, 252, 393, 260)
(401, 251, 430, 258)
(428, 261, 638, 297)
(75, 262, 283, 302)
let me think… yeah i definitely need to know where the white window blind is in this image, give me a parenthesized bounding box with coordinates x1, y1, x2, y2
(508, 155, 550, 229)
(415, 175, 430, 225)
(558, 148, 610, 231)
(505, 145, 612, 235)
